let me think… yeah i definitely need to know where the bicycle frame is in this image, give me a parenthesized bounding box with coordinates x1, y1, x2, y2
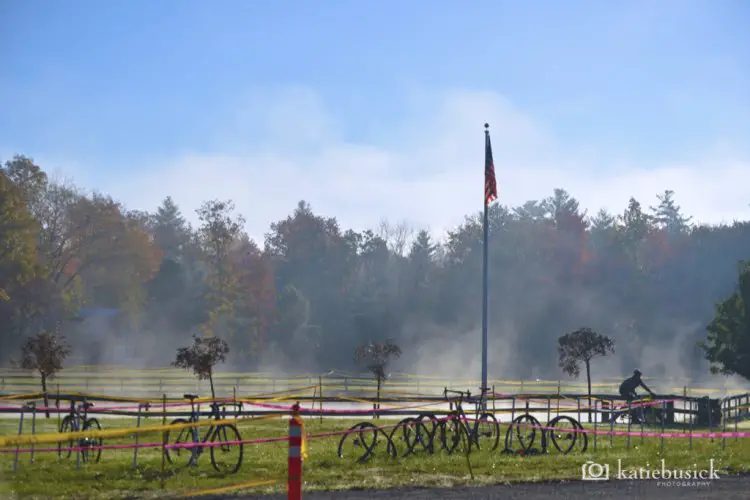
(66, 400, 91, 432)
(611, 397, 659, 425)
(445, 389, 484, 444)
(184, 400, 223, 463)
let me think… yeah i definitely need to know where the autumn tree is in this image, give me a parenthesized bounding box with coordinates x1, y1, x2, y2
(2, 155, 48, 215)
(558, 328, 615, 421)
(698, 261, 750, 381)
(17, 331, 71, 418)
(0, 169, 43, 348)
(172, 335, 230, 399)
(196, 200, 245, 339)
(231, 236, 276, 358)
(355, 339, 402, 411)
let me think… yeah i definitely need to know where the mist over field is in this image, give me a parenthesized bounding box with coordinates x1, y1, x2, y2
(2, 156, 749, 392)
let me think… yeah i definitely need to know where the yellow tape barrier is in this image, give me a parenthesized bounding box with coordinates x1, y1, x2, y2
(0, 413, 279, 448)
(182, 479, 280, 498)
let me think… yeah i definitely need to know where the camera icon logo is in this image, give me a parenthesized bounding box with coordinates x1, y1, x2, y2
(582, 461, 610, 481)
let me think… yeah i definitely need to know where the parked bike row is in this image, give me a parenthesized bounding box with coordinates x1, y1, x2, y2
(56, 394, 245, 473)
(337, 390, 590, 462)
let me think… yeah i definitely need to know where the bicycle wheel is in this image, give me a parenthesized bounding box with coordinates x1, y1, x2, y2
(163, 418, 198, 467)
(210, 424, 243, 474)
(82, 418, 103, 463)
(439, 414, 470, 454)
(338, 422, 380, 462)
(504, 414, 541, 454)
(387, 418, 417, 458)
(413, 413, 437, 454)
(57, 415, 77, 459)
(473, 413, 500, 451)
(547, 416, 584, 455)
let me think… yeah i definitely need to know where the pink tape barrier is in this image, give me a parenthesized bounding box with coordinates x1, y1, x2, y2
(4, 409, 750, 457)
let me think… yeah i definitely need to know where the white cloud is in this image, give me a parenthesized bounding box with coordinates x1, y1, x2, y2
(16, 88, 750, 244)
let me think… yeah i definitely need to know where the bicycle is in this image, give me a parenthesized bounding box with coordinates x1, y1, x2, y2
(440, 389, 500, 454)
(162, 394, 244, 474)
(58, 400, 103, 463)
(610, 395, 664, 426)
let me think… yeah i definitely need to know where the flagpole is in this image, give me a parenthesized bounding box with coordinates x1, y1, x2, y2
(481, 123, 491, 406)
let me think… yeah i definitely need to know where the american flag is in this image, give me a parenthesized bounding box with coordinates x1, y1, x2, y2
(485, 126, 497, 205)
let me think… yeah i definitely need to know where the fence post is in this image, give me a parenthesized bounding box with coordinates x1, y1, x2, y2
(722, 399, 727, 450)
(609, 399, 614, 448)
(30, 402, 37, 464)
(660, 400, 665, 454)
(288, 403, 303, 500)
(13, 405, 25, 472)
(626, 400, 632, 450)
(708, 397, 713, 443)
(735, 397, 739, 442)
(593, 399, 597, 451)
(160, 394, 166, 489)
(689, 398, 694, 451)
(133, 402, 149, 468)
(55, 386, 61, 460)
(318, 376, 323, 423)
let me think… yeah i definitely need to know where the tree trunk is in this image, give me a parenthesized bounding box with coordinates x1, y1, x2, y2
(376, 376, 381, 420)
(585, 360, 592, 423)
(41, 374, 50, 419)
(209, 371, 216, 401)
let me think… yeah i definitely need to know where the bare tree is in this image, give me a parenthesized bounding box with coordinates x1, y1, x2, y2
(377, 218, 414, 257)
(558, 327, 615, 422)
(354, 339, 402, 413)
(172, 335, 230, 399)
(17, 331, 71, 418)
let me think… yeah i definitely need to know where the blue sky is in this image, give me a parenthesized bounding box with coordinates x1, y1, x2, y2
(1, 0, 749, 241)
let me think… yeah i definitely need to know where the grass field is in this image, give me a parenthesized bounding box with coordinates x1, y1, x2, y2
(1, 416, 749, 500)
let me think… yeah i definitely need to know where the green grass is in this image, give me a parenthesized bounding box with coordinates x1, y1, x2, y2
(1, 416, 749, 499)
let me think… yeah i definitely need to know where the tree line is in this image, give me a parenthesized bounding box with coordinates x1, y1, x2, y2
(1, 154, 748, 382)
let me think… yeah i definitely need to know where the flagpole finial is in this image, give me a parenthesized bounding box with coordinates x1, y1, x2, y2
(484, 123, 490, 132)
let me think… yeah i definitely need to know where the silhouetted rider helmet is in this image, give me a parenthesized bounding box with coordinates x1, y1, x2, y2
(619, 369, 655, 399)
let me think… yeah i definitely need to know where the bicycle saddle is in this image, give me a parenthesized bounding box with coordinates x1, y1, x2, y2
(183, 394, 198, 400)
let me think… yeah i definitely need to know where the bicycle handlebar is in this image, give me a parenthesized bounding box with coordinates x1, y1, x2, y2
(444, 389, 468, 396)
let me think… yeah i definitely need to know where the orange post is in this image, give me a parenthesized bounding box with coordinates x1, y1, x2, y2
(288, 403, 302, 500)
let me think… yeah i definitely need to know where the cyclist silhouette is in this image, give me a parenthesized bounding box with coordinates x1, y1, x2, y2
(611, 369, 656, 423)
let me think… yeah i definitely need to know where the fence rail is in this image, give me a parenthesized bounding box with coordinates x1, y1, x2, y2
(0, 368, 743, 399)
